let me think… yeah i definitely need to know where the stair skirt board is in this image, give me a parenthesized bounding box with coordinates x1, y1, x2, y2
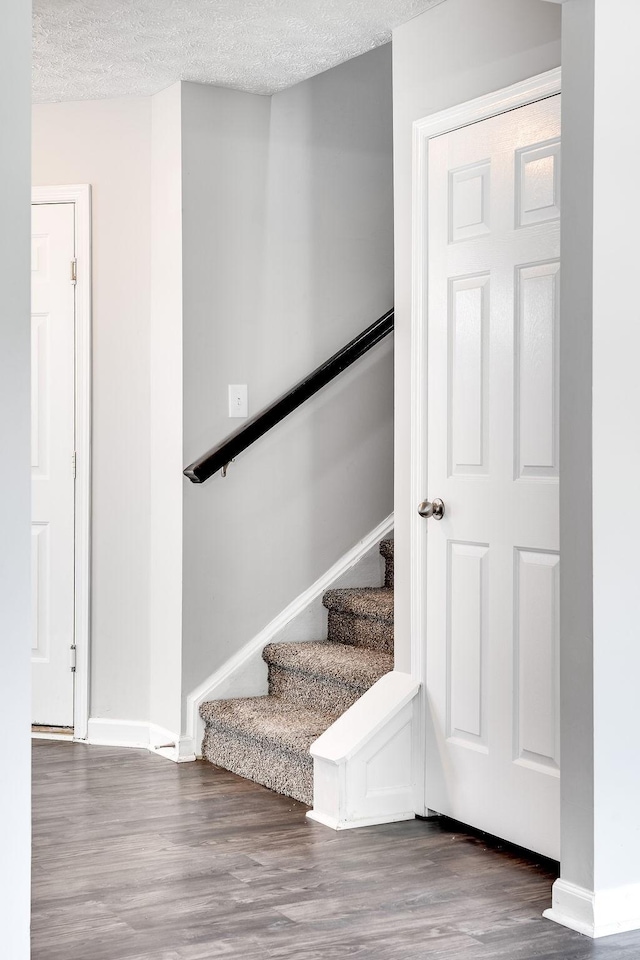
(183, 514, 394, 759)
(198, 531, 422, 828)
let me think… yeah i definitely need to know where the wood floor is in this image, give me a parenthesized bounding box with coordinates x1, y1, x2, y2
(32, 740, 640, 959)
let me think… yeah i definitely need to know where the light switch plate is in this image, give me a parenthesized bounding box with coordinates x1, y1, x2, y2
(228, 384, 248, 418)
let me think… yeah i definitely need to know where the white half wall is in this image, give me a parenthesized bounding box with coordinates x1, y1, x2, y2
(309, 671, 420, 830)
(392, 0, 561, 673)
(0, 0, 32, 953)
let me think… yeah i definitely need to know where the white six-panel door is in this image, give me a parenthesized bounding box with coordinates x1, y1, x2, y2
(31, 202, 76, 727)
(423, 95, 561, 858)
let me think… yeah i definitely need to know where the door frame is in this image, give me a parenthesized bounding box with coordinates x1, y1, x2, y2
(31, 184, 92, 740)
(409, 69, 562, 816)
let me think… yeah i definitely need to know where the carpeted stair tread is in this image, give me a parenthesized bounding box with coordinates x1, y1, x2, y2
(200, 695, 333, 755)
(201, 535, 394, 804)
(322, 587, 394, 622)
(263, 640, 393, 690)
(201, 724, 313, 804)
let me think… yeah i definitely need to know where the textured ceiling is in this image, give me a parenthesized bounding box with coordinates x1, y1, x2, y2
(33, 0, 445, 103)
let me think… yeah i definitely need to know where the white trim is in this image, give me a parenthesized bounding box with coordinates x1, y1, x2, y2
(182, 514, 394, 759)
(87, 718, 150, 748)
(309, 671, 419, 764)
(308, 809, 417, 831)
(86, 718, 195, 761)
(544, 879, 640, 939)
(409, 69, 562, 816)
(149, 724, 196, 763)
(412, 69, 562, 143)
(31, 185, 92, 742)
(31, 732, 74, 742)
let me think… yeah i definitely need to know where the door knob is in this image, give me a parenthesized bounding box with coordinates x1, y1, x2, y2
(418, 498, 445, 520)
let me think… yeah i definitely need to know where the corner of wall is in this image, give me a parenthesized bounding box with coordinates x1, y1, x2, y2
(149, 80, 185, 737)
(1, 0, 32, 952)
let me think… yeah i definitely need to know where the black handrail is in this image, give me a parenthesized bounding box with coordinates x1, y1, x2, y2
(184, 308, 394, 484)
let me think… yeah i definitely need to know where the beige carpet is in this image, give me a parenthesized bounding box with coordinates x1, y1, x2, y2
(200, 537, 394, 804)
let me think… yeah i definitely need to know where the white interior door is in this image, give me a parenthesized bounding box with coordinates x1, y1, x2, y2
(31, 202, 76, 727)
(423, 95, 561, 859)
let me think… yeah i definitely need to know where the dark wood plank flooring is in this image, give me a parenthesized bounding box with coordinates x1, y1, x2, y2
(32, 740, 640, 959)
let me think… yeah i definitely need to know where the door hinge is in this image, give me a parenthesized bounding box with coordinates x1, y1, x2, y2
(71, 259, 77, 285)
(72, 451, 77, 479)
(70, 644, 77, 673)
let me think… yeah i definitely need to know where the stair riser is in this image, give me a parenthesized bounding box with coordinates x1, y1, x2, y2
(268, 663, 365, 717)
(202, 725, 313, 805)
(380, 540, 394, 589)
(327, 610, 393, 653)
(384, 554, 394, 589)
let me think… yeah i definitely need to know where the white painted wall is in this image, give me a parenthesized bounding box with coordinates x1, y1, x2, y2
(149, 84, 184, 737)
(181, 46, 394, 708)
(392, 0, 562, 672)
(0, 0, 32, 953)
(545, 0, 640, 936)
(30, 46, 393, 739)
(589, 0, 640, 894)
(32, 97, 152, 721)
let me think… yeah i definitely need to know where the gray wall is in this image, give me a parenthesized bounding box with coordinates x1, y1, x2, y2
(181, 45, 394, 702)
(392, 0, 562, 672)
(557, 0, 594, 893)
(0, 0, 32, 951)
(29, 47, 394, 731)
(32, 98, 153, 722)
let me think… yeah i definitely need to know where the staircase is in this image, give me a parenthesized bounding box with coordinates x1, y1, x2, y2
(200, 538, 394, 804)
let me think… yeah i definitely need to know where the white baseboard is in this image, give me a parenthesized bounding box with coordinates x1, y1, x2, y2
(86, 718, 195, 762)
(307, 809, 416, 831)
(87, 718, 151, 748)
(309, 670, 420, 831)
(544, 879, 640, 938)
(152, 733, 196, 763)
(31, 732, 74, 742)
(182, 514, 394, 758)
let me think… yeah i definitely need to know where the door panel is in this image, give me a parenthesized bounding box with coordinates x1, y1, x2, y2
(424, 95, 561, 859)
(31, 202, 75, 727)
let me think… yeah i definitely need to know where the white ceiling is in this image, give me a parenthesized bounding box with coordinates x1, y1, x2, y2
(33, 0, 445, 103)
